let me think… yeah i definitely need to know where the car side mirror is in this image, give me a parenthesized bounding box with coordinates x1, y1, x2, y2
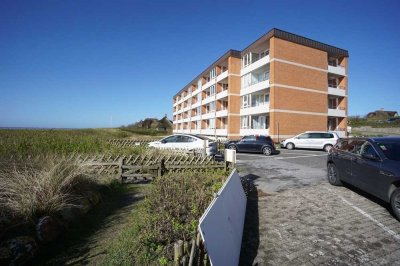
(161, 140, 167, 144)
(362, 153, 379, 161)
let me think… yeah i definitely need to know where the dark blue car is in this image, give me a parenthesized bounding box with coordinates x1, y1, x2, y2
(225, 135, 276, 156)
(327, 137, 400, 219)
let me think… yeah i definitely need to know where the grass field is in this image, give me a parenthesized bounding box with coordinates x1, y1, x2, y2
(0, 128, 165, 157)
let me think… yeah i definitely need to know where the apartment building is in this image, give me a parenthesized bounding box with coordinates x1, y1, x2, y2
(173, 28, 348, 140)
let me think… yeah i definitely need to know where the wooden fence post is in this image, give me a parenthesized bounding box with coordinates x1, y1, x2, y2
(174, 240, 184, 266)
(117, 157, 124, 182)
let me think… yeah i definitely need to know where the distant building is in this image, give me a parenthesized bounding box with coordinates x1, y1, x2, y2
(172, 28, 349, 140)
(135, 115, 172, 131)
(367, 109, 398, 119)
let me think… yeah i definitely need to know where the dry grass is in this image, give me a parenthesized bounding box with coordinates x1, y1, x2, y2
(0, 157, 98, 223)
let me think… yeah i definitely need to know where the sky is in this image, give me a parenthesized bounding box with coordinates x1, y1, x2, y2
(0, 0, 399, 128)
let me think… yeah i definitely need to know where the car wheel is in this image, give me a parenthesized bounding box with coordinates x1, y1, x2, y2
(390, 188, 400, 221)
(286, 142, 295, 150)
(228, 144, 237, 151)
(327, 163, 342, 186)
(324, 144, 333, 152)
(262, 146, 272, 156)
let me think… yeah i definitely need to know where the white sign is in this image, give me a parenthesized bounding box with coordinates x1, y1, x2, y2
(198, 169, 247, 266)
(224, 149, 236, 164)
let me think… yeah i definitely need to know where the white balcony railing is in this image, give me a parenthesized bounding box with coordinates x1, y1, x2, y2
(216, 90, 228, 100)
(240, 80, 270, 96)
(328, 65, 346, 76)
(328, 108, 346, 117)
(216, 70, 229, 82)
(240, 104, 269, 116)
(202, 96, 215, 105)
(240, 128, 269, 136)
(202, 112, 215, 120)
(216, 109, 228, 117)
(215, 129, 228, 136)
(241, 55, 270, 76)
(328, 86, 346, 97)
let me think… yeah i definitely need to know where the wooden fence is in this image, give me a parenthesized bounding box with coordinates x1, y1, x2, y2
(173, 232, 209, 266)
(107, 139, 158, 147)
(0, 153, 227, 182)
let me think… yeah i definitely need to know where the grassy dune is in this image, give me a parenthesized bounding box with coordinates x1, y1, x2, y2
(0, 128, 157, 157)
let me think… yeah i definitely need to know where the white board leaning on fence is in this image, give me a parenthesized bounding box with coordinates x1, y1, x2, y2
(198, 169, 247, 266)
(224, 149, 236, 164)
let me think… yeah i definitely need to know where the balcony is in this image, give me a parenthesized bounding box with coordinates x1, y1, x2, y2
(328, 86, 346, 97)
(191, 115, 201, 121)
(240, 128, 269, 136)
(241, 80, 270, 96)
(192, 88, 201, 96)
(202, 96, 215, 105)
(216, 109, 228, 117)
(240, 104, 269, 116)
(183, 106, 190, 112)
(216, 90, 228, 100)
(192, 101, 201, 109)
(202, 112, 215, 120)
(215, 129, 228, 136)
(216, 70, 228, 82)
(203, 78, 216, 90)
(328, 108, 346, 117)
(241, 55, 270, 76)
(202, 129, 215, 135)
(328, 65, 346, 76)
(191, 129, 201, 134)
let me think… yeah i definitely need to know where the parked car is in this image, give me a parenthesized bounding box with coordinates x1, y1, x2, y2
(225, 135, 276, 156)
(387, 117, 400, 123)
(148, 134, 217, 156)
(327, 137, 400, 219)
(280, 131, 340, 152)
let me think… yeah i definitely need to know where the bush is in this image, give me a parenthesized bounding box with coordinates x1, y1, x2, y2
(105, 170, 227, 265)
(0, 157, 98, 224)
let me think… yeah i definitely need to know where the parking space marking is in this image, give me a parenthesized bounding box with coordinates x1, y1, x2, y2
(275, 154, 327, 160)
(326, 187, 400, 242)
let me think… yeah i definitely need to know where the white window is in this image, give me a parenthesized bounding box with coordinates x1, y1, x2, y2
(241, 95, 250, 109)
(210, 85, 216, 96)
(210, 101, 215, 112)
(242, 53, 250, 68)
(240, 116, 250, 129)
(241, 73, 252, 88)
(210, 68, 216, 79)
(209, 118, 215, 129)
(197, 79, 202, 90)
(252, 116, 266, 129)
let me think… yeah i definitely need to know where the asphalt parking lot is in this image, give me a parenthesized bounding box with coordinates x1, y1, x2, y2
(237, 149, 400, 265)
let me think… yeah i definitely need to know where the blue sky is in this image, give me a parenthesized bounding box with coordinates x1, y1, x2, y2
(0, 0, 399, 128)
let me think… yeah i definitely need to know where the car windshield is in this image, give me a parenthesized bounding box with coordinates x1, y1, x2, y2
(376, 141, 400, 161)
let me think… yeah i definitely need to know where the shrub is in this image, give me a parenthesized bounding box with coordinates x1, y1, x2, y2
(105, 170, 227, 265)
(0, 157, 98, 224)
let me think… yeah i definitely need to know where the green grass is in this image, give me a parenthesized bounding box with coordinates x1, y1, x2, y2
(120, 126, 171, 136)
(104, 170, 228, 265)
(0, 128, 152, 157)
(349, 116, 400, 128)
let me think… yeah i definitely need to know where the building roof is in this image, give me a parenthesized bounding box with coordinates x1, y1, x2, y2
(242, 28, 349, 57)
(173, 28, 349, 99)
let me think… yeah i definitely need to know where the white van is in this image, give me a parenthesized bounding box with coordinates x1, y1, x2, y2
(281, 131, 340, 152)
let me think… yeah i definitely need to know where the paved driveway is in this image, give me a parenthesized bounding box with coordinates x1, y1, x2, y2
(238, 149, 400, 265)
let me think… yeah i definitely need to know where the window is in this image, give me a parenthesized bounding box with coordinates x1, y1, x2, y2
(328, 78, 338, 88)
(221, 117, 227, 129)
(241, 135, 256, 142)
(242, 53, 250, 68)
(297, 133, 310, 139)
(241, 73, 252, 88)
(163, 136, 178, 143)
(210, 68, 216, 79)
(328, 98, 338, 109)
(210, 85, 216, 96)
(177, 136, 196, 143)
(209, 118, 215, 129)
(241, 116, 250, 129)
(328, 57, 338, 67)
(241, 95, 250, 109)
(360, 142, 379, 158)
(221, 101, 228, 110)
(221, 83, 228, 91)
(210, 101, 215, 112)
(252, 116, 266, 129)
(260, 50, 269, 58)
(376, 142, 400, 161)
